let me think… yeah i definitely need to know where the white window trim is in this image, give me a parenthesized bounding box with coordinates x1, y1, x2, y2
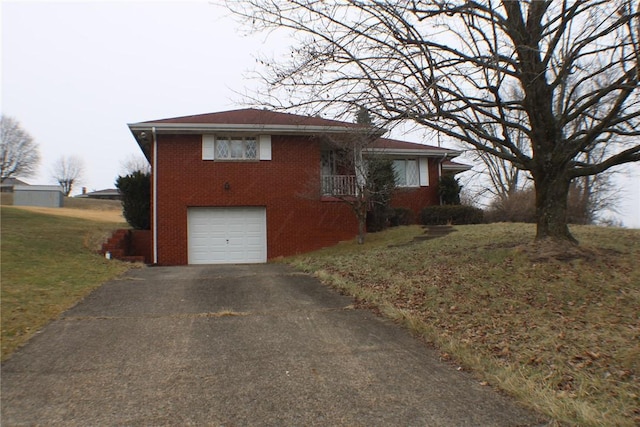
(216, 136, 258, 160)
(393, 159, 420, 188)
(202, 135, 215, 160)
(419, 158, 429, 187)
(259, 135, 271, 160)
(202, 134, 272, 161)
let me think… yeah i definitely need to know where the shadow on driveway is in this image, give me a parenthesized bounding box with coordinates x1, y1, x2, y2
(1, 264, 545, 426)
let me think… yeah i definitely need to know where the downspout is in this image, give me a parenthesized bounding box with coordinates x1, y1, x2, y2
(440, 153, 447, 178)
(152, 126, 158, 264)
(439, 153, 447, 205)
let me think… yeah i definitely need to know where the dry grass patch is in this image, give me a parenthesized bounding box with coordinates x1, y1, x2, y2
(3, 196, 124, 223)
(1, 207, 131, 360)
(288, 223, 640, 426)
(62, 197, 122, 211)
(9, 206, 125, 223)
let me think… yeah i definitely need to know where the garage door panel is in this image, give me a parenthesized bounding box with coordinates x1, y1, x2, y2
(228, 240, 246, 249)
(190, 224, 210, 234)
(188, 207, 266, 264)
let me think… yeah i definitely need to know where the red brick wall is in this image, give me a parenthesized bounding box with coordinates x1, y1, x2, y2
(390, 158, 441, 221)
(130, 230, 152, 264)
(153, 134, 358, 265)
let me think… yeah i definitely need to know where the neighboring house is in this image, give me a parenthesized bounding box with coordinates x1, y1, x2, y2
(76, 188, 122, 200)
(0, 177, 30, 193)
(128, 108, 470, 265)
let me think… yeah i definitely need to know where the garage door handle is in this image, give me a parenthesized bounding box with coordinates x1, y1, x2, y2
(226, 239, 229, 244)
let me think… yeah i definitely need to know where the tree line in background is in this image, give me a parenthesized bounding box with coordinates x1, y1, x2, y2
(1, 114, 85, 196)
(465, 162, 618, 226)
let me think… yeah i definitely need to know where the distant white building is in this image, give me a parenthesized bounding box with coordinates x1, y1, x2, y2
(13, 185, 64, 208)
(0, 177, 30, 193)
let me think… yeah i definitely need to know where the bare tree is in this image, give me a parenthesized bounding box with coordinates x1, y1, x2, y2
(315, 109, 396, 244)
(119, 154, 151, 176)
(568, 151, 619, 224)
(473, 83, 619, 223)
(464, 86, 532, 203)
(0, 115, 40, 182)
(468, 149, 532, 203)
(228, 0, 640, 245)
(51, 155, 84, 196)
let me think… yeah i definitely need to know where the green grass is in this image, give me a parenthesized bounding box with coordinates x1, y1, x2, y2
(287, 223, 640, 426)
(1, 207, 132, 360)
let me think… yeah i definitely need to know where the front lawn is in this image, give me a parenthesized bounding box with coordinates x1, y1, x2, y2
(287, 223, 640, 426)
(1, 207, 132, 360)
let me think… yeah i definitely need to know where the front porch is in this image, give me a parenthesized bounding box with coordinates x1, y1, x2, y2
(321, 174, 358, 196)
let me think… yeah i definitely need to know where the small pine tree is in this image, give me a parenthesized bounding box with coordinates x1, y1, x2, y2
(356, 107, 373, 125)
(439, 175, 461, 205)
(366, 158, 396, 232)
(115, 171, 151, 230)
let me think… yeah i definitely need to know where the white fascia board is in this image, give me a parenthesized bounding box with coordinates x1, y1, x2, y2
(127, 122, 384, 136)
(442, 163, 473, 172)
(363, 147, 463, 158)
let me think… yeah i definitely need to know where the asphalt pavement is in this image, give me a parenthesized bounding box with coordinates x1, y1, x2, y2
(1, 264, 546, 426)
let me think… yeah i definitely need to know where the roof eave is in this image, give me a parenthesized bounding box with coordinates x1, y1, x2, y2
(127, 122, 386, 135)
(128, 122, 386, 161)
(363, 147, 463, 158)
(442, 164, 473, 173)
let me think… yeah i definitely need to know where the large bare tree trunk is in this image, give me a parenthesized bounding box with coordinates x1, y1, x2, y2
(533, 170, 576, 244)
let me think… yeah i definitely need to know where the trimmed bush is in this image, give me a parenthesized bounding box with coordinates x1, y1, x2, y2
(389, 207, 414, 226)
(366, 206, 394, 232)
(115, 171, 151, 230)
(439, 175, 462, 205)
(421, 205, 484, 225)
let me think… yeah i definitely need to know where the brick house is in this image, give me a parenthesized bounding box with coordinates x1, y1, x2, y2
(128, 109, 469, 265)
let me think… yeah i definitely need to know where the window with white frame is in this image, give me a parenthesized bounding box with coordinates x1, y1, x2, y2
(215, 136, 258, 160)
(203, 135, 271, 161)
(393, 159, 419, 187)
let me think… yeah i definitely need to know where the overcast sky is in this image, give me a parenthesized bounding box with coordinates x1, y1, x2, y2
(2, 1, 639, 227)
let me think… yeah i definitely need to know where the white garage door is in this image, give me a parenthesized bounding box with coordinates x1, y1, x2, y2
(188, 207, 267, 264)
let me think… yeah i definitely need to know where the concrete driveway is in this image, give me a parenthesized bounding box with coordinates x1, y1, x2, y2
(1, 264, 544, 426)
